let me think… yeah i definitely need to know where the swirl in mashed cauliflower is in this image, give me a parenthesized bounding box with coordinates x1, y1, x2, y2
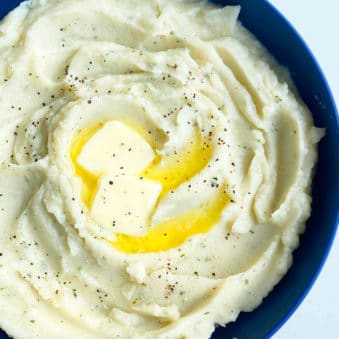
(0, 0, 323, 338)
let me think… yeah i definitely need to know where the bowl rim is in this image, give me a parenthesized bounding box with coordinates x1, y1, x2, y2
(262, 0, 339, 336)
(218, 1, 339, 337)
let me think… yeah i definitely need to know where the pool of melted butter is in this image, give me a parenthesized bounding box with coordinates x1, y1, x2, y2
(70, 121, 228, 253)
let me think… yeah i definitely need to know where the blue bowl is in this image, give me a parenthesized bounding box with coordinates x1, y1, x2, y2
(0, 1, 338, 338)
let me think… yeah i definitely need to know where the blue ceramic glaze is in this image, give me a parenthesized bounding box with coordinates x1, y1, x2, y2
(0, 1, 338, 338)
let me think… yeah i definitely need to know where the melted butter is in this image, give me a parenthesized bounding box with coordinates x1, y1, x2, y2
(112, 186, 229, 253)
(70, 122, 104, 208)
(142, 130, 213, 199)
(70, 120, 228, 253)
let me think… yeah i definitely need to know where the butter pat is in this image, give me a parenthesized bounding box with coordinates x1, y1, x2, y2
(90, 174, 161, 236)
(77, 121, 155, 175)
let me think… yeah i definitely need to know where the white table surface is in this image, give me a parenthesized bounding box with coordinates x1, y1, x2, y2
(267, 1, 339, 338)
